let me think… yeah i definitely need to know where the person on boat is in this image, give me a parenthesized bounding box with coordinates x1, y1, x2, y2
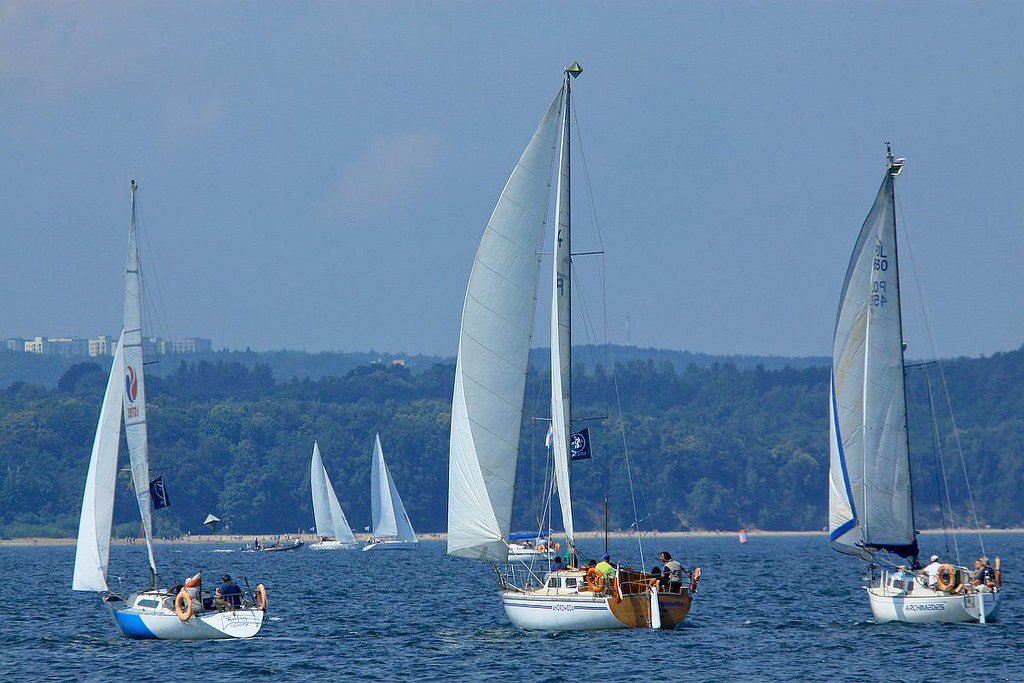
(660, 551, 684, 592)
(551, 555, 564, 572)
(215, 574, 242, 609)
(919, 554, 942, 588)
(972, 558, 996, 589)
(596, 554, 616, 580)
(648, 565, 664, 589)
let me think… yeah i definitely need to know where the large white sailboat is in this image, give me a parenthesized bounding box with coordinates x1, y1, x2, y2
(309, 442, 359, 550)
(72, 181, 267, 640)
(828, 148, 1001, 623)
(447, 64, 696, 631)
(363, 433, 418, 551)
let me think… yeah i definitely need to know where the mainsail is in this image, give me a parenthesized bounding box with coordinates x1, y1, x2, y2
(829, 156, 917, 559)
(311, 442, 357, 544)
(370, 434, 416, 542)
(447, 88, 563, 561)
(550, 72, 575, 547)
(72, 336, 125, 592)
(122, 181, 158, 579)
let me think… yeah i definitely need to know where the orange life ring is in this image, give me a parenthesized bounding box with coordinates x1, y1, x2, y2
(936, 564, 958, 592)
(554, 543, 561, 551)
(255, 583, 268, 611)
(537, 544, 546, 552)
(690, 567, 702, 593)
(585, 567, 606, 593)
(175, 590, 193, 621)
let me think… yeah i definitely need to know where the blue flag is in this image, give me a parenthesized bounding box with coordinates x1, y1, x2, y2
(150, 476, 171, 510)
(570, 428, 593, 461)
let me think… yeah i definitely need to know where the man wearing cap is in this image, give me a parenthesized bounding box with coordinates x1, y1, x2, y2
(215, 573, 242, 609)
(919, 554, 942, 588)
(595, 554, 616, 580)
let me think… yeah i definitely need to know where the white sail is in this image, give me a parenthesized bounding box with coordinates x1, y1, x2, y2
(310, 442, 332, 537)
(829, 165, 916, 558)
(447, 88, 563, 561)
(122, 182, 158, 578)
(550, 79, 575, 546)
(73, 336, 125, 592)
(370, 434, 416, 541)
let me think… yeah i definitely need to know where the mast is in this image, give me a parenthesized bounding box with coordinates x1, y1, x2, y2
(887, 143, 919, 557)
(551, 63, 582, 554)
(123, 180, 158, 585)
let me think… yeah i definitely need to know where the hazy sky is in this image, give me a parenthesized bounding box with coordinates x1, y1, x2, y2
(2, 1, 1021, 359)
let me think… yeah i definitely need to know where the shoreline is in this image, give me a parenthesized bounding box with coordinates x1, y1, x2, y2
(2, 527, 1020, 547)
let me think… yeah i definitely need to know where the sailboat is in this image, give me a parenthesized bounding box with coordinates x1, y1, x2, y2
(72, 181, 267, 640)
(363, 433, 418, 551)
(309, 442, 359, 549)
(828, 147, 1001, 623)
(447, 64, 696, 630)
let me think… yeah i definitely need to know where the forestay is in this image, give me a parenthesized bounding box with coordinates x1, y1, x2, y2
(829, 170, 917, 558)
(447, 89, 563, 561)
(73, 336, 125, 592)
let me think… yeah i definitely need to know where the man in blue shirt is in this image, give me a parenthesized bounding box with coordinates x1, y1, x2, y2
(216, 574, 242, 609)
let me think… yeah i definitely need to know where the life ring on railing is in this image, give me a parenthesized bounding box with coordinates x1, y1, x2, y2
(537, 544, 546, 552)
(175, 590, 193, 621)
(690, 567, 702, 594)
(586, 567, 606, 593)
(936, 564, 958, 592)
(255, 583, 268, 611)
(554, 543, 561, 551)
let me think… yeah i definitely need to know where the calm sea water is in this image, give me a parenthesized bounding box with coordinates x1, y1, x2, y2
(0, 534, 1019, 682)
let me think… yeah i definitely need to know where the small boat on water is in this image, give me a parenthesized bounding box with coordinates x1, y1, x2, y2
(242, 539, 304, 552)
(308, 442, 359, 550)
(363, 433, 418, 551)
(446, 64, 698, 631)
(72, 181, 267, 640)
(507, 532, 555, 561)
(828, 147, 1001, 623)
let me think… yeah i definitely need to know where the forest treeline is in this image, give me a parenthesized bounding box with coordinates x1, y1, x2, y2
(0, 346, 1020, 538)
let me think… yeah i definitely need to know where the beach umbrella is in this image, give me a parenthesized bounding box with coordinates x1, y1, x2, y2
(203, 513, 221, 533)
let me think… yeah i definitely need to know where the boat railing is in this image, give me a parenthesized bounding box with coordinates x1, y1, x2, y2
(497, 563, 547, 592)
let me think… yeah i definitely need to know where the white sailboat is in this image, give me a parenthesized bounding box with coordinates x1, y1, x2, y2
(447, 64, 696, 631)
(72, 181, 267, 640)
(309, 442, 359, 550)
(363, 433, 418, 551)
(828, 147, 1001, 623)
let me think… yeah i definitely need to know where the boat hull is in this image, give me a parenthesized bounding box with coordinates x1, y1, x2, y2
(502, 589, 692, 631)
(867, 588, 1000, 623)
(363, 540, 418, 551)
(309, 540, 358, 550)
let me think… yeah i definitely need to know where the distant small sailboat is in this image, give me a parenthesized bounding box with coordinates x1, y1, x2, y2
(446, 64, 697, 630)
(828, 147, 1001, 623)
(738, 529, 748, 544)
(309, 442, 359, 550)
(72, 181, 267, 640)
(507, 531, 556, 561)
(363, 434, 418, 551)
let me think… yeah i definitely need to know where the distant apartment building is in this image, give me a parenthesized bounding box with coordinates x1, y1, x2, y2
(171, 337, 212, 354)
(3, 334, 212, 356)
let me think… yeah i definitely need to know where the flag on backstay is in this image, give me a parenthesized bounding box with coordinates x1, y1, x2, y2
(150, 476, 171, 509)
(570, 428, 593, 461)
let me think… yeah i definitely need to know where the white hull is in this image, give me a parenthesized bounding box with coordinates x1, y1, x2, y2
(363, 540, 418, 551)
(502, 591, 623, 631)
(106, 593, 265, 640)
(507, 547, 554, 561)
(868, 587, 1000, 623)
(309, 540, 358, 550)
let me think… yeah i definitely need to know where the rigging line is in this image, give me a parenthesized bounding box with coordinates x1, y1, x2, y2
(925, 364, 960, 565)
(135, 199, 173, 343)
(895, 190, 985, 556)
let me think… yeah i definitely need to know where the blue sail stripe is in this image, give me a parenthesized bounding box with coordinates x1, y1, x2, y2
(829, 371, 858, 543)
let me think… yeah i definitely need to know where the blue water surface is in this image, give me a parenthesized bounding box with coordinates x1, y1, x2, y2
(0, 534, 1018, 682)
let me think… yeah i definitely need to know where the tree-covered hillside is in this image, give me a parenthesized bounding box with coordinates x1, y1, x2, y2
(0, 346, 1020, 538)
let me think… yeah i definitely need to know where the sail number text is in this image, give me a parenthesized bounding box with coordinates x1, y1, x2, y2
(871, 244, 889, 307)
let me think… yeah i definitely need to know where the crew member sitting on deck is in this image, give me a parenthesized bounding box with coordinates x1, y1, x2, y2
(973, 558, 996, 589)
(660, 551, 684, 592)
(596, 554, 616, 580)
(215, 574, 242, 610)
(552, 555, 564, 572)
(919, 554, 942, 588)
